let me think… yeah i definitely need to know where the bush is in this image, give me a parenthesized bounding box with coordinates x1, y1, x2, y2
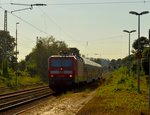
(26, 64, 37, 77)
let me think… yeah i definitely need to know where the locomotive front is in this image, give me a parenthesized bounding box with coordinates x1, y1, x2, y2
(48, 56, 77, 90)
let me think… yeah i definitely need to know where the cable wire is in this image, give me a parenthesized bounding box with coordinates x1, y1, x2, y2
(31, 0, 79, 42)
(0, 6, 51, 36)
(46, 1, 148, 5)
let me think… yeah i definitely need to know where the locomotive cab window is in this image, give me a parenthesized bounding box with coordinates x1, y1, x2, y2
(62, 59, 73, 67)
(50, 58, 73, 67)
(50, 59, 61, 67)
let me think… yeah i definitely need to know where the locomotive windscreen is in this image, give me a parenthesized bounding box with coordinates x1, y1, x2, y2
(50, 58, 73, 67)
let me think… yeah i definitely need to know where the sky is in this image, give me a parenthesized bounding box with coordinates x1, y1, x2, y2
(0, 0, 150, 61)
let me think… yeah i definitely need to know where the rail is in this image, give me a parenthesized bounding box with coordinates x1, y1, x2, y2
(0, 86, 54, 111)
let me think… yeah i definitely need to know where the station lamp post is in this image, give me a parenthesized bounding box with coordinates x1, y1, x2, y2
(129, 11, 149, 93)
(123, 30, 136, 77)
(11, 3, 46, 85)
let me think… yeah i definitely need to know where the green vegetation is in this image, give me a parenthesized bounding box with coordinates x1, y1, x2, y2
(25, 36, 68, 82)
(0, 30, 149, 100)
(0, 31, 16, 77)
(0, 33, 68, 89)
(0, 69, 42, 88)
(77, 67, 150, 115)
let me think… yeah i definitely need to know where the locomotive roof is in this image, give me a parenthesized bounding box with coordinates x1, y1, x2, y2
(49, 55, 79, 60)
(49, 55, 101, 67)
(82, 57, 101, 68)
(50, 55, 76, 58)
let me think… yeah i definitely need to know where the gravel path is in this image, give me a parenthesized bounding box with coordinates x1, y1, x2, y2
(21, 90, 96, 115)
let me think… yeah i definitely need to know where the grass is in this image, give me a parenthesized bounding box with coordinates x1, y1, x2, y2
(77, 67, 150, 115)
(0, 76, 7, 87)
(17, 75, 43, 85)
(0, 70, 44, 91)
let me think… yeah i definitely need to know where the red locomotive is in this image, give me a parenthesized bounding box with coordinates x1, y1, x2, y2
(48, 48, 102, 90)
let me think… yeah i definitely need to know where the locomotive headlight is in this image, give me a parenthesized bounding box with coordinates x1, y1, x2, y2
(51, 75, 54, 77)
(69, 75, 72, 77)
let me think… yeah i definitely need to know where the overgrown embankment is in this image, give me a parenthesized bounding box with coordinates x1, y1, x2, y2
(0, 70, 44, 93)
(77, 67, 150, 115)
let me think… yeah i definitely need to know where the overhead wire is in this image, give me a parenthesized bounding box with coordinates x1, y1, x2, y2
(0, 0, 149, 6)
(46, 1, 148, 5)
(0, 1, 149, 42)
(31, 0, 79, 43)
(0, 0, 148, 41)
(0, 3, 10, 5)
(0, 0, 149, 38)
(11, 13, 51, 36)
(40, 0, 150, 43)
(0, 0, 79, 43)
(0, 6, 51, 36)
(0, 0, 148, 59)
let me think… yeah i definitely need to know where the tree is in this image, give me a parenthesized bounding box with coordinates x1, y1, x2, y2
(0, 31, 16, 77)
(25, 36, 68, 82)
(132, 36, 149, 54)
(142, 47, 150, 58)
(109, 59, 116, 69)
(18, 60, 26, 71)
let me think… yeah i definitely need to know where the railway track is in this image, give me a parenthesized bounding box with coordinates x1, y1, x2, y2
(0, 86, 54, 111)
(0, 83, 44, 94)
